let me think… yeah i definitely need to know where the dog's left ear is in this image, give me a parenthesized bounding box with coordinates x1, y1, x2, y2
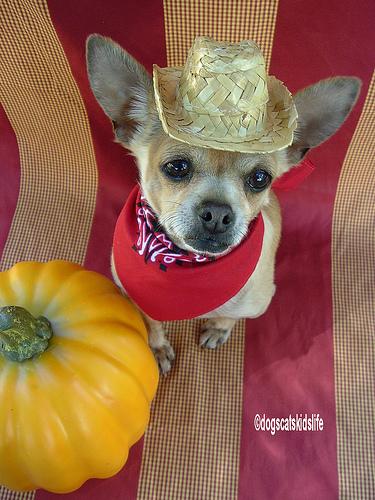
(286, 77, 361, 165)
(86, 34, 157, 148)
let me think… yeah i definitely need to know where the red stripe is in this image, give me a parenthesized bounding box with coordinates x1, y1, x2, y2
(47, 0, 167, 279)
(240, 1, 373, 499)
(0, 105, 21, 263)
(36, 1, 166, 498)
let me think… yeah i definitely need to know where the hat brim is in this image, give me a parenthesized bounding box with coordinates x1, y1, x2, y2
(153, 66, 298, 154)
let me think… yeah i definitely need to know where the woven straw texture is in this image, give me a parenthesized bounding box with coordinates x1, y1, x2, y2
(332, 71, 375, 499)
(153, 36, 297, 153)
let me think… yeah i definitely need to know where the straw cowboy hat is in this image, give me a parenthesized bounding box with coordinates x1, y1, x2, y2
(153, 36, 298, 153)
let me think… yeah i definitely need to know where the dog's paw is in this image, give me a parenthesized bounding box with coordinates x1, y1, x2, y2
(152, 341, 175, 375)
(199, 327, 231, 349)
(199, 319, 233, 349)
(199, 318, 235, 349)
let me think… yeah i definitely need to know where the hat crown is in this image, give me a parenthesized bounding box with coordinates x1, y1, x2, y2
(178, 36, 269, 116)
(152, 36, 298, 153)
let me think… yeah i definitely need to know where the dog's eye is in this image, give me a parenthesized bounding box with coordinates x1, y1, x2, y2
(162, 159, 191, 180)
(246, 168, 272, 192)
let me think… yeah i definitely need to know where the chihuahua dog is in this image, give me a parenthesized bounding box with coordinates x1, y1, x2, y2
(86, 34, 360, 374)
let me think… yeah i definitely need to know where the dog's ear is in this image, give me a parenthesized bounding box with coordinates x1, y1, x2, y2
(286, 77, 361, 165)
(86, 34, 157, 148)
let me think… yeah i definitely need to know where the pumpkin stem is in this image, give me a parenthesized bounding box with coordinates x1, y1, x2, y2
(0, 306, 53, 362)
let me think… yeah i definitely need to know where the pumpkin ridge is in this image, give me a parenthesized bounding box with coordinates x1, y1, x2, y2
(48, 452, 130, 494)
(34, 356, 134, 452)
(34, 363, 129, 493)
(32, 260, 83, 307)
(48, 339, 152, 437)
(6, 262, 45, 306)
(53, 294, 146, 337)
(54, 319, 146, 341)
(42, 269, 118, 317)
(53, 335, 154, 406)
(13, 366, 88, 490)
(0, 365, 32, 489)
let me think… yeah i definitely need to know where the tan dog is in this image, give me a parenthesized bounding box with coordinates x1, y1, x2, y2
(86, 34, 360, 374)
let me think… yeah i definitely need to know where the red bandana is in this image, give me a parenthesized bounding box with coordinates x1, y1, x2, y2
(113, 159, 315, 321)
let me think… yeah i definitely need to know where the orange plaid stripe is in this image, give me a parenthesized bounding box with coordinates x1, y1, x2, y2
(138, 319, 245, 500)
(163, 0, 278, 69)
(138, 3, 279, 498)
(0, 0, 97, 272)
(0, 489, 34, 500)
(332, 72, 375, 499)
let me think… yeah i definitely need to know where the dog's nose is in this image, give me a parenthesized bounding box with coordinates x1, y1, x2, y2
(198, 202, 234, 234)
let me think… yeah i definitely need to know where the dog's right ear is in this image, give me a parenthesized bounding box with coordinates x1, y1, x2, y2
(86, 34, 155, 147)
(285, 77, 361, 166)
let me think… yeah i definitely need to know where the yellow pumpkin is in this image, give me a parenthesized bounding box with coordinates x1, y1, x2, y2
(0, 260, 158, 493)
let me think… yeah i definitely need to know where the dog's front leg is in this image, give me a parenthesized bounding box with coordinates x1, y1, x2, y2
(199, 317, 236, 349)
(111, 253, 175, 373)
(142, 314, 175, 374)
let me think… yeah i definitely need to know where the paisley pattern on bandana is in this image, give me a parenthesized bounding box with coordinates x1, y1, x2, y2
(134, 190, 217, 269)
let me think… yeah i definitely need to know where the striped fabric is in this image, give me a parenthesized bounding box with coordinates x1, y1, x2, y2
(0, 0, 97, 270)
(0, 0, 374, 499)
(0, 0, 97, 497)
(0, 489, 34, 500)
(137, 2, 279, 498)
(163, 0, 278, 69)
(138, 319, 245, 500)
(332, 72, 375, 499)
